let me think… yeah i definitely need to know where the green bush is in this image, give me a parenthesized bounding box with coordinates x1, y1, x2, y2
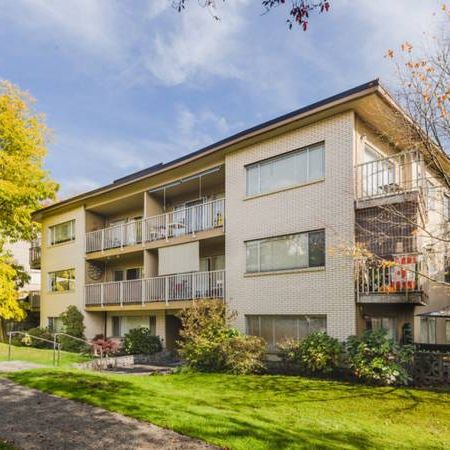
(178, 300, 266, 374)
(123, 327, 162, 355)
(278, 332, 343, 374)
(346, 329, 413, 385)
(59, 306, 87, 353)
(12, 327, 54, 348)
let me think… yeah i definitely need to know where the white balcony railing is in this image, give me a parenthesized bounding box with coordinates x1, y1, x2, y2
(355, 150, 425, 201)
(85, 270, 225, 307)
(355, 256, 421, 295)
(85, 198, 225, 253)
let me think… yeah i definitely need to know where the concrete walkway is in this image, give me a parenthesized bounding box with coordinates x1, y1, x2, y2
(0, 361, 46, 372)
(0, 379, 217, 450)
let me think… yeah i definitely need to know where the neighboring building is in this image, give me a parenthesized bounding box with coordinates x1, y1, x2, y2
(31, 80, 450, 348)
(4, 240, 41, 329)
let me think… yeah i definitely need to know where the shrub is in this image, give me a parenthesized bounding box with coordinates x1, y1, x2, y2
(178, 300, 266, 374)
(91, 334, 120, 357)
(59, 306, 87, 353)
(14, 327, 54, 349)
(278, 332, 343, 374)
(123, 327, 162, 355)
(346, 329, 413, 385)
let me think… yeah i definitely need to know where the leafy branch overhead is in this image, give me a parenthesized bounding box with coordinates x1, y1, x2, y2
(173, 0, 331, 30)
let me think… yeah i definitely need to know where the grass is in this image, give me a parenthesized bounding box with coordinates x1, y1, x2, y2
(5, 369, 450, 450)
(0, 343, 90, 367)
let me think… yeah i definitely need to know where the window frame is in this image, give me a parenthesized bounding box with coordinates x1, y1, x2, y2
(48, 219, 76, 246)
(245, 229, 325, 274)
(420, 317, 437, 344)
(48, 268, 76, 293)
(246, 314, 327, 350)
(245, 142, 325, 196)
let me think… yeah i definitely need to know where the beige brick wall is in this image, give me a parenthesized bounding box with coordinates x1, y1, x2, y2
(225, 112, 356, 340)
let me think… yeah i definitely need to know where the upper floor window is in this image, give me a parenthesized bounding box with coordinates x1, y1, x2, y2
(49, 220, 75, 245)
(246, 229, 325, 273)
(48, 268, 75, 292)
(246, 143, 324, 196)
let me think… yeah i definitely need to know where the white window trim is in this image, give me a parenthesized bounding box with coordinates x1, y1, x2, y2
(48, 219, 76, 246)
(245, 142, 325, 196)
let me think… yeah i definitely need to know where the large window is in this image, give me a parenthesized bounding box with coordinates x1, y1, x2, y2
(49, 220, 75, 245)
(48, 269, 75, 292)
(420, 317, 436, 344)
(246, 230, 325, 273)
(111, 315, 156, 337)
(246, 315, 326, 349)
(246, 143, 324, 196)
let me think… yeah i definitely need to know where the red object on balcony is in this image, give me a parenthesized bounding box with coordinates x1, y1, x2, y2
(391, 255, 417, 291)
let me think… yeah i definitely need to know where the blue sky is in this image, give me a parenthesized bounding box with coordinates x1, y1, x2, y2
(0, 0, 443, 198)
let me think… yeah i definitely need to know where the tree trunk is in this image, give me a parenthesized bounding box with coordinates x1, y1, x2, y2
(0, 318, 7, 342)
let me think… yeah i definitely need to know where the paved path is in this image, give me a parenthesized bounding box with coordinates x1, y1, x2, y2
(0, 361, 45, 372)
(0, 379, 217, 450)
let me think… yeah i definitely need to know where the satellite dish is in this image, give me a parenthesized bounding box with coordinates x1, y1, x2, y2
(87, 262, 105, 281)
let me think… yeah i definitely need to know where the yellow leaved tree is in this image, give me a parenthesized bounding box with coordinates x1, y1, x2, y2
(0, 81, 58, 340)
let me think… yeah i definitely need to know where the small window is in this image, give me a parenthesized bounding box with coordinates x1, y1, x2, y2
(48, 317, 63, 333)
(49, 220, 75, 245)
(246, 315, 326, 350)
(245, 230, 325, 273)
(444, 195, 450, 221)
(420, 317, 436, 344)
(48, 269, 75, 292)
(246, 143, 324, 196)
(446, 320, 450, 345)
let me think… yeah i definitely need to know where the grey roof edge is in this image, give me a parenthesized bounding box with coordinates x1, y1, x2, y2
(34, 79, 380, 217)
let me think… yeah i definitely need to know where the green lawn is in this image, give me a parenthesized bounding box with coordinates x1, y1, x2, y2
(6, 369, 450, 449)
(0, 343, 90, 367)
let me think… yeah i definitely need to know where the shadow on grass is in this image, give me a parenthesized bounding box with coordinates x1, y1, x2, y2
(9, 370, 449, 449)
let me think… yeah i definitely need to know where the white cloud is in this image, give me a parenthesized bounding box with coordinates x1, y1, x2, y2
(0, 0, 127, 59)
(141, 0, 249, 86)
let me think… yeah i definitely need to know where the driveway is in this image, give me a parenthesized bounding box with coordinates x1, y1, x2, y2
(0, 379, 217, 450)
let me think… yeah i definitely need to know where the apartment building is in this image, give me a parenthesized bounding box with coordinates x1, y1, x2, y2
(31, 80, 450, 348)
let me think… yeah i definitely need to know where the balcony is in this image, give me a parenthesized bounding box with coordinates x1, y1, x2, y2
(85, 269, 225, 307)
(355, 150, 425, 207)
(85, 198, 225, 254)
(29, 240, 41, 269)
(355, 256, 426, 305)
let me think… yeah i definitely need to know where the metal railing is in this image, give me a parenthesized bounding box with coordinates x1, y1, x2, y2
(85, 198, 225, 253)
(29, 239, 41, 269)
(85, 269, 225, 307)
(355, 256, 421, 295)
(355, 150, 425, 201)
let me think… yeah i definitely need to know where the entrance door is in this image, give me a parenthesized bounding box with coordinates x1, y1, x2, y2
(165, 315, 182, 352)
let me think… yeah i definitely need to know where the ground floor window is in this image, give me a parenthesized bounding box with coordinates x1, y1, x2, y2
(246, 315, 326, 350)
(446, 320, 450, 344)
(111, 315, 156, 337)
(365, 317, 396, 341)
(420, 317, 437, 344)
(47, 317, 64, 333)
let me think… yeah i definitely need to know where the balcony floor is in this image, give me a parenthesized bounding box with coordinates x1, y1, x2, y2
(357, 291, 426, 305)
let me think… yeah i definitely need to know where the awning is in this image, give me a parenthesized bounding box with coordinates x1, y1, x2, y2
(416, 307, 450, 318)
